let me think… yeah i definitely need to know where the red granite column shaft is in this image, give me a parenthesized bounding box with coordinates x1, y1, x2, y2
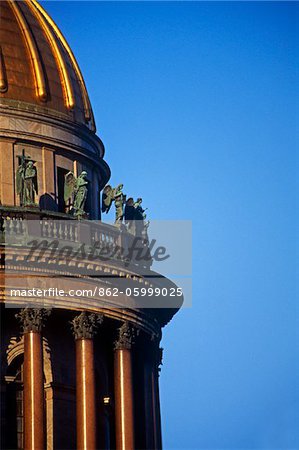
(71, 311, 103, 450)
(15, 308, 50, 450)
(76, 338, 96, 450)
(114, 322, 135, 450)
(23, 330, 44, 450)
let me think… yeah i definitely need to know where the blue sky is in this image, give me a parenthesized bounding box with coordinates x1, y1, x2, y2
(42, 2, 298, 449)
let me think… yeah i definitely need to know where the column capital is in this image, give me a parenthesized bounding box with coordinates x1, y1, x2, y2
(71, 311, 103, 339)
(114, 321, 136, 350)
(15, 307, 51, 333)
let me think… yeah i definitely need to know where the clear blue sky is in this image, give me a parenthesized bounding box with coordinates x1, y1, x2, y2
(42, 2, 298, 449)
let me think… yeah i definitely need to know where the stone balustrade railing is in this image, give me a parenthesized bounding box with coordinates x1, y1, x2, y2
(0, 206, 152, 269)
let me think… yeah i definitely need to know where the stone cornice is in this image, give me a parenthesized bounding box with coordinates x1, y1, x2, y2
(1, 255, 180, 332)
(0, 99, 104, 158)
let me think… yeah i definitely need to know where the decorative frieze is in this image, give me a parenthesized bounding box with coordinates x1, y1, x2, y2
(15, 307, 51, 333)
(70, 311, 103, 339)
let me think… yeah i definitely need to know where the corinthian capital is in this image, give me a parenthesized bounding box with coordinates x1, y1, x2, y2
(70, 311, 103, 339)
(15, 308, 51, 333)
(114, 321, 136, 350)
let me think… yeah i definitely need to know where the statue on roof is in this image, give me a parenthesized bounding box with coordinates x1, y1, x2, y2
(134, 198, 147, 221)
(114, 184, 126, 224)
(102, 184, 126, 224)
(133, 198, 149, 237)
(124, 196, 149, 236)
(64, 170, 89, 218)
(16, 153, 38, 207)
(124, 197, 135, 231)
(102, 185, 114, 214)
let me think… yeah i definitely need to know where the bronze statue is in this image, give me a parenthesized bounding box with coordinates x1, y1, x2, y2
(124, 197, 135, 231)
(132, 197, 146, 237)
(16, 154, 38, 206)
(64, 170, 89, 218)
(134, 197, 147, 221)
(102, 185, 114, 213)
(124, 196, 149, 236)
(114, 184, 125, 224)
(102, 184, 126, 224)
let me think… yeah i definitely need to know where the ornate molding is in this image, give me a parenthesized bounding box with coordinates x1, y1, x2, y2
(0, 99, 103, 157)
(15, 307, 51, 333)
(70, 311, 103, 339)
(114, 321, 136, 350)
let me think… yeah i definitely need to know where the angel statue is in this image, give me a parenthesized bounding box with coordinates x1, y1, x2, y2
(101, 185, 114, 214)
(64, 171, 89, 218)
(101, 184, 126, 224)
(114, 184, 126, 224)
(16, 155, 38, 206)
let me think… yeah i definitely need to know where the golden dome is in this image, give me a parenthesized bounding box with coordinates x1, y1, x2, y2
(0, 0, 95, 131)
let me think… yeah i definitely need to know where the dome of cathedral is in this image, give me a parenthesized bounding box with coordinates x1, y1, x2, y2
(0, 0, 95, 130)
(0, 0, 110, 213)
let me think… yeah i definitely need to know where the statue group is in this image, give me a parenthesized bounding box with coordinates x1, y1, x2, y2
(16, 154, 89, 218)
(15, 154, 148, 231)
(16, 154, 38, 207)
(102, 184, 149, 237)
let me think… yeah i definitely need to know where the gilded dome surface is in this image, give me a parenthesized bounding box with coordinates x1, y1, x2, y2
(0, 0, 95, 130)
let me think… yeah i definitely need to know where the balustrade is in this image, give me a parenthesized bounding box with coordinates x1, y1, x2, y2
(0, 206, 152, 269)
